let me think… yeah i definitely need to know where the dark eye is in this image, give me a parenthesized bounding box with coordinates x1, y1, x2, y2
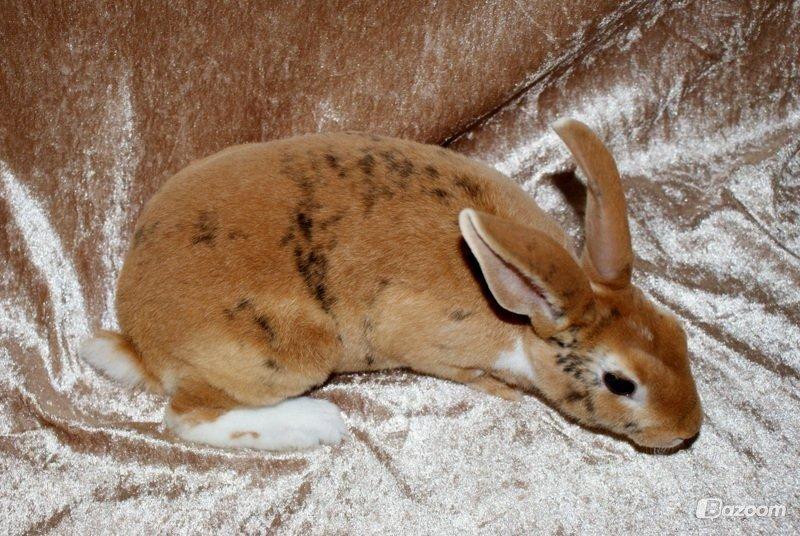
(603, 372, 636, 396)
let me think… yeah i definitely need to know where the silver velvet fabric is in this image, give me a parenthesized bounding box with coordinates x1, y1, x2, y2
(1, 1, 798, 534)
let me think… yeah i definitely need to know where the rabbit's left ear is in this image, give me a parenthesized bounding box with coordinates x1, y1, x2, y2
(459, 209, 594, 337)
(552, 118, 633, 290)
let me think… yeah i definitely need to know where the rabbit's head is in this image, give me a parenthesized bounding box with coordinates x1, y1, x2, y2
(460, 119, 701, 449)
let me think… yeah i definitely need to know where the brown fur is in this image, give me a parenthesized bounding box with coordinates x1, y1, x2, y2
(103, 122, 701, 450)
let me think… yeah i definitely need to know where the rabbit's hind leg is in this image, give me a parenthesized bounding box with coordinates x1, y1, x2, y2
(162, 310, 348, 450)
(164, 377, 347, 450)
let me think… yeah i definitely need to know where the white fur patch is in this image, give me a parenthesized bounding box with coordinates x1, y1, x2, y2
(493, 337, 535, 382)
(79, 336, 143, 386)
(165, 397, 348, 451)
(160, 370, 178, 394)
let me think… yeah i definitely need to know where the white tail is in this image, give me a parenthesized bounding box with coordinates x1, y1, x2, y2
(79, 331, 153, 389)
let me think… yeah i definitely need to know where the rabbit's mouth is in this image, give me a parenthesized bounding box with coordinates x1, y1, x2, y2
(629, 428, 698, 450)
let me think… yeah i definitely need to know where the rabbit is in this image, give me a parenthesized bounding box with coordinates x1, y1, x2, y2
(79, 119, 702, 451)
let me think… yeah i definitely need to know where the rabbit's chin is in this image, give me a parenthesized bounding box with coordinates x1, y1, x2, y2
(629, 430, 690, 450)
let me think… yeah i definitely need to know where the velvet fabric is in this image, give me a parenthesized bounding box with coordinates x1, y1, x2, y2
(1, 1, 798, 533)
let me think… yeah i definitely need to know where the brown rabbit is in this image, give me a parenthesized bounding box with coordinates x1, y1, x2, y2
(79, 119, 702, 451)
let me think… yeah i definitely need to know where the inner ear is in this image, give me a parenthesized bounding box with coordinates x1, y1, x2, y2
(459, 209, 595, 337)
(460, 214, 553, 317)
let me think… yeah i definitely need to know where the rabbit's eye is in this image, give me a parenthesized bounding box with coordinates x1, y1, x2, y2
(603, 372, 636, 396)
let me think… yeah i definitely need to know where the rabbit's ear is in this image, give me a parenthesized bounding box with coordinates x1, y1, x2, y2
(553, 118, 633, 290)
(459, 209, 594, 337)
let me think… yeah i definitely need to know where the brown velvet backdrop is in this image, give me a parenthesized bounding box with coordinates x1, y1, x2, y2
(1, 1, 798, 534)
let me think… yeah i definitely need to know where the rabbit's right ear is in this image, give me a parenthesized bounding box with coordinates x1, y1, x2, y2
(459, 209, 594, 337)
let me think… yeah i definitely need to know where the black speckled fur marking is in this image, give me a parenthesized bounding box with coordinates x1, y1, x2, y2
(227, 229, 248, 240)
(133, 221, 160, 248)
(453, 175, 483, 198)
(564, 391, 587, 403)
(361, 176, 395, 214)
(294, 245, 334, 312)
(319, 211, 345, 231)
(450, 309, 473, 321)
(254, 314, 277, 344)
(278, 156, 348, 313)
(623, 422, 642, 434)
(423, 164, 439, 179)
(192, 210, 218, 245)
(223, 297, 253, 319)
(358, 154, 375, 176)
(222, 299, 280, 350)
(426, 187, 452, 203)
(555, 349, 599, 390)
(297, 212, 313, 240)
(324, 153, 339, 169)
(378, 149, 416, 190)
